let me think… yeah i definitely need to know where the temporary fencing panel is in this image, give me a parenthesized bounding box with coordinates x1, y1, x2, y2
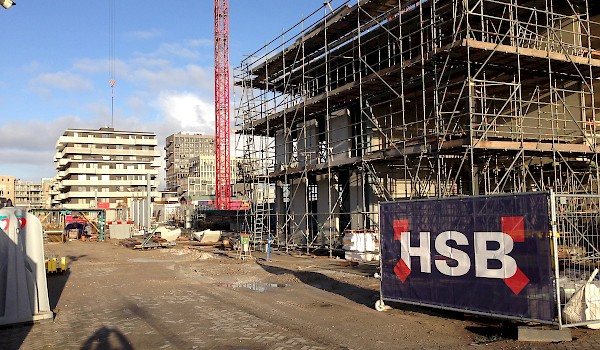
(379, 193, 556, 323)
(551, 193, 600, 328)
(0, 207, 53, 326)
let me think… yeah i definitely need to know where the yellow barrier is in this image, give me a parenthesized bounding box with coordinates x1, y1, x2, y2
(45, 257, 67, 274)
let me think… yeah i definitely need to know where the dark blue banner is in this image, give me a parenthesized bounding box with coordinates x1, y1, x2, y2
(380, 193, 555, 322)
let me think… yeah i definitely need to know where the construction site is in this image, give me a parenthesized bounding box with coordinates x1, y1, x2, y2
(5, 1, 600, 347)
(236, 0, 600, 251)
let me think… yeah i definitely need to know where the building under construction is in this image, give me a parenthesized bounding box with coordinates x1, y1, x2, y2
(235, 0, 600, 251)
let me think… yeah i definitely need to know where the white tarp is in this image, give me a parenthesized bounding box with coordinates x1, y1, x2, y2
(563, 268, 600, 329)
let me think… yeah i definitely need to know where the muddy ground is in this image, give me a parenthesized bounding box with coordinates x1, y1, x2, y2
(1, 240, 599, 350)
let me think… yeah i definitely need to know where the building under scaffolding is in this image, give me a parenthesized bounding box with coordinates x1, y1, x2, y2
(235, 0, 600, 252)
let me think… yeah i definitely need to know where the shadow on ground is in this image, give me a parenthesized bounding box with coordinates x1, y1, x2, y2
(67, 254, 88, 262)
(122, 299, 187, 348)
(257, 260, 480, 324)
(258, 262, 379, 308)
(0, 268, 71, 350)
(466, 322, 517, 343)
(0, 324, 32, 350)
(80, 326, 133, 350)
(47, 269, 71, 311)
(0, 235, 76, 350)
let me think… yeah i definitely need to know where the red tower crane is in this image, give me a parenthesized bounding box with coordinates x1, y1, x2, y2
(214, 0, 231, 210)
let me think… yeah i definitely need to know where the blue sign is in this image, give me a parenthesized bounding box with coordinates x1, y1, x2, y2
(380, 193, 555, 322)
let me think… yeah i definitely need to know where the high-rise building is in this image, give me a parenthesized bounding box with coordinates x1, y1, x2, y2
(0, 176, 15, 203)
(165, 132, 215, 192)
(53, 127, 161, 218)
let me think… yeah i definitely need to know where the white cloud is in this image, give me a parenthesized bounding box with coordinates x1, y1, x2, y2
(72, 58, 111, 74)
(4, 36, 220, 185)
(154, 42, 201, 59)
(138, 38, 212, 60)
(124, 30, 162, 41)
(187, 39, 212, 47)
(29, 72, 93, 95)
(156, 91, 215, 135)
(129, 57, 170, 68)
(0, 116, 83, 180)
(128, 64, 213, 92)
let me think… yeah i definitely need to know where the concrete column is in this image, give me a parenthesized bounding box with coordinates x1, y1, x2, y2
(349, 172, 364, 230)
(298, 120, 318, 168)
(275, 129, 286, 171)
(330, 109, 351, 163)
(275, 183, 285, 241)
(316, 174, 339, 246)
(290, 178, 307, 245)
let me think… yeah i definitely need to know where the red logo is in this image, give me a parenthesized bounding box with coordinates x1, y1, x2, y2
(17, 216, 26, 229)
(0, 216, 9, 231)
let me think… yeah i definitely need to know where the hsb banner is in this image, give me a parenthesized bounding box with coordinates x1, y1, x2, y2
(379, 193, 555, 322)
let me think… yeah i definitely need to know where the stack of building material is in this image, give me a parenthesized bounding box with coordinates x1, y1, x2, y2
(192, 229, 222, 244)
(155, 226, 181, 242)
(107, 221, 133, 239)
(342, 229, 380, 262)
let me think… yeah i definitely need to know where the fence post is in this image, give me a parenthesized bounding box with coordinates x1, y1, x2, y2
(549, 189, 563, 328)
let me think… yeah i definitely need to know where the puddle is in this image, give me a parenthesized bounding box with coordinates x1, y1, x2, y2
(217, 282, 289, 292)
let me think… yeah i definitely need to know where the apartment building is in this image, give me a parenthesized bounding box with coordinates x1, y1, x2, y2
(14, 180, 43, 208)
(53, 127, 161, 218)
(0, 176, 15, 203)
(165, 132, 215, 192)
(178, 156, 240, 199)
(41, 178, 56, 208)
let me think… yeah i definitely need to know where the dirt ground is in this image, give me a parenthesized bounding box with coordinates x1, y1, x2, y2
(1, 239, 600, 350)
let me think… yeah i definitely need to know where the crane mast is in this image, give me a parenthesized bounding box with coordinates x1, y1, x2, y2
(214, 0, 231, 210)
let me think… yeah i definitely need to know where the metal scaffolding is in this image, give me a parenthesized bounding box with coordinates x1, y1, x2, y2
(235, 0, 600, 253)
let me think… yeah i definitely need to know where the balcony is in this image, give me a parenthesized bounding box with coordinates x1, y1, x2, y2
(56, 136, 158, 152)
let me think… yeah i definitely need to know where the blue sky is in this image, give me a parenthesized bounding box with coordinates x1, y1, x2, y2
(0, 0, 338, 182)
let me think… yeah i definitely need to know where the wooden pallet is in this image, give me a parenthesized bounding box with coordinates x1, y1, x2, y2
(133, 242, 175, 250)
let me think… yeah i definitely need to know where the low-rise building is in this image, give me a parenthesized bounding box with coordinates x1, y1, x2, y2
(14, 180, 43, 208)
(0, 176, 15, 203)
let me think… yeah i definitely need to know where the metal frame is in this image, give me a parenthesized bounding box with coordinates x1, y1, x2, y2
(215, 0, 232, 210)
(30, 208, 106, 241)
(235, 0, 600, 255)
(551, 191, 600, 328)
